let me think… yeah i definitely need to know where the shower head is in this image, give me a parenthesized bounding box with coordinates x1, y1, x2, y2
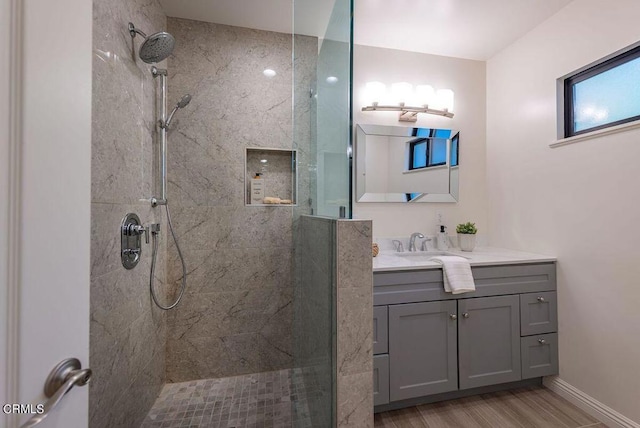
(164, 94, 192, 129)
(128, 22, 175, 64)
(176, 94, 192, 109)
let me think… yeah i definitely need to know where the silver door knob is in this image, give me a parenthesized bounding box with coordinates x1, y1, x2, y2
(449, 314, 457, 320)
(21, 358, 92, 428)
(462, 312, 469, 318)
(537, 297, 546, 303)
(538, 339, 546, 345)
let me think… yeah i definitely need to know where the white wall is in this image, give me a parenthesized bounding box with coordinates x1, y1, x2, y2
(353, 45, 487, 238)
(0, 0, 10, 411)
(18, 0, 92, 425)
(487, 0, 640, 422)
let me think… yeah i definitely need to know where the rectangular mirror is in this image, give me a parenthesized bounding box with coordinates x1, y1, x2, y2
(356, 124, 459, 203)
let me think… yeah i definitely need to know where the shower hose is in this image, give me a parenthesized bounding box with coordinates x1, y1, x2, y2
(150, 203, 186, 310)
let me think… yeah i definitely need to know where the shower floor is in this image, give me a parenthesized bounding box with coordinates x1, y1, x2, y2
(140, 369, 312, 428)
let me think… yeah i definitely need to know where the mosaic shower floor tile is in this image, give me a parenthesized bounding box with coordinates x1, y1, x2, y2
(141, 369, 313, 428)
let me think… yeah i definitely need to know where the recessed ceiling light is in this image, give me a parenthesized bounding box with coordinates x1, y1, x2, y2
(260, 159, 268, 163)
(263, 69, 276, 78)
(326, 76, 338, 84)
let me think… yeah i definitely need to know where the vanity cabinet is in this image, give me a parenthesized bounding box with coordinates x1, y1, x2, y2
(373, 262, 558, 410)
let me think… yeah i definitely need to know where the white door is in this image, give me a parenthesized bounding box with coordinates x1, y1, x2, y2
(1, 0, 92, 427)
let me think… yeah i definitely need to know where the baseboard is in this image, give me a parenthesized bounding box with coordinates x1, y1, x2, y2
(543, 376, 639, 428)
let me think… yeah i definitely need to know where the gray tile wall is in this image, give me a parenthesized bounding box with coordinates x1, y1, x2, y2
(165, 18, 317, 382)
(336, 220, 374, 428)
(90, 0, 168, 427)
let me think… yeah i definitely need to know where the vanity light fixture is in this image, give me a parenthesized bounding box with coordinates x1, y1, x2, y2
(362, 81, 454, 122)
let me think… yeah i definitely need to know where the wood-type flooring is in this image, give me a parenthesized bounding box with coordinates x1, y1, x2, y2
(374, 386, 607, 428)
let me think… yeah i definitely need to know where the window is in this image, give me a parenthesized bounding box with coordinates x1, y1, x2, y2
(410, 139, 427, 169)
(407, 128, 451, 171)
(450, 133, 459, 167)
(564, 44, 640, 137)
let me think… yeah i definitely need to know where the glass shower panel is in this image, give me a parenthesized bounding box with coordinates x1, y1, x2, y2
(295, 0, 352, 220)
(292, 0, 352, 426)
(316, 0, 352, 219)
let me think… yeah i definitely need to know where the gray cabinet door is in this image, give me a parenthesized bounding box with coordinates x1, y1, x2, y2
(373, 306, 388, 355)
(389, 300, 458, 401)
(458, 295, 521, 389)
(373, 354, 390, 406)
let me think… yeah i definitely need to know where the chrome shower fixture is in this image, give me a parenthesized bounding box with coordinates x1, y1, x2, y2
(128, 22, 175, 64)
(163, 94, 192, 129)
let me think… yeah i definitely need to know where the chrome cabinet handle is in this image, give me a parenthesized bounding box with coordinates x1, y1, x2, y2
(538, 339, 546, 345)
(462, 312, 469, 318)
(537, 297, 546, 303)
(449, 314, 457, 320)
(21, 359, 92, 428)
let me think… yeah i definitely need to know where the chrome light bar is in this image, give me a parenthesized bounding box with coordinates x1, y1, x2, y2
(362, 102, 454, 122)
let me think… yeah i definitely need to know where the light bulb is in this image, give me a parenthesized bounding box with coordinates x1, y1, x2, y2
(391, 82, 413, 105)
(414, 85, 435, 107)
(263, 69, 276, 78)
(436, 89, 454, 112)
(365, 81, 386, 105)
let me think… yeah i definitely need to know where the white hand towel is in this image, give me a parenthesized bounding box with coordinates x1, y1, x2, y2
(429, 256, 475, 294)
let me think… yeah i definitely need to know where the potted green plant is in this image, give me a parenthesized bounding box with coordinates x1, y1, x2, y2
(456, 222, 478, 252)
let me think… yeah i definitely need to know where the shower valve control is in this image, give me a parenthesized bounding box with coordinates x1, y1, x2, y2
(126, 223, 149, 244)
(121, 213, 148, 270)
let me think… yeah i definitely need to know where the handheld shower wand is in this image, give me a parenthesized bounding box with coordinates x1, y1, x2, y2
(162, 94, 192, 129)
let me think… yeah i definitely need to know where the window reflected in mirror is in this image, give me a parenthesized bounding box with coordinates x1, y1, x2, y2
(356, 124, 460, 203)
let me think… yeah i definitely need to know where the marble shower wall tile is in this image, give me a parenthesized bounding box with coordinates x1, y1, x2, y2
(337, 371, 374, 428)
(165, 332, 293, 383)
(166, 18, 317, 382)
(167, 247, 292, 295)
(90, 0, 168, 426)
(92, 0, 166, 205)
(167, 285, 292, 341)
(336, 220, 373, 428)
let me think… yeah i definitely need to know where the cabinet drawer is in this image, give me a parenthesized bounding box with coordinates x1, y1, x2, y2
(521, 333, 559, 379)
(520, 291, 557, 336)
(373, 354, 390, 406)
(374, 263, 556, 305)
(373, 306, 388, 355)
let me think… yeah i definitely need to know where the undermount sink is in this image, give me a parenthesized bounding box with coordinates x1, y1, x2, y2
(394, 251, 469, 262)
(395, 251, 456, 257)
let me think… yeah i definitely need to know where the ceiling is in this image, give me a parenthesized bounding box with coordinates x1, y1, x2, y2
(159, 0, 574, 61)
(159, 0, 336, 40)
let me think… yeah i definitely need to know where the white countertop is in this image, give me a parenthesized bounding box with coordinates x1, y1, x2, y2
(373, 246, 556, 272)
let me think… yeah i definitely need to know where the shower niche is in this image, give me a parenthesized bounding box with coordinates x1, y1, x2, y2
(245, 147, 297, 206)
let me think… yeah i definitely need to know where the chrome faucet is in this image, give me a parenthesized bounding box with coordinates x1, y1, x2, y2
(392, 240, 404, 253)
(421, 237, 433, 251)
(409, 232, 425, 252)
